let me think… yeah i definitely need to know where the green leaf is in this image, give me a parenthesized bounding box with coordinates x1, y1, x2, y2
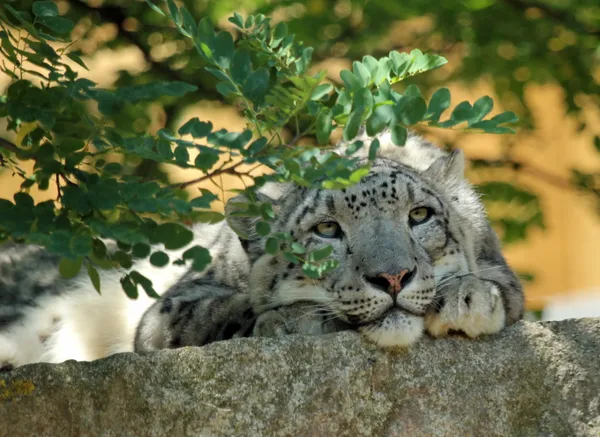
(230, 49, 252, 85)
(32, 1, 58, 17)
(216, 81, 238, 97)
(214, 31, 234, 69)
(295, 47, 313, 74)
(228, 12, 244, 28)
(182, 245, 212, 271)
(178, 118, 213, 138)
(343, 108, 364, 141)
(408, 50, 448, 75)
(594, 136, 600, 153)
(120, 275, 138, 299)
(260, 202, 275, 220)
(66, 51, 88, 70)
(450, 101, 474, 123)
(243, 68, 270, 101)
(165, 0, 181, 25)
(340, 69, 360, 90)
(389, 51, 413, 78)
(265, 237, 279, 255)
(291, 242, 305, 254)
(404, 84, 422, 98)
(310, 83, 333, 101)
(301, 263, 318, 279)
(132, 243, 151, 258)
(391, 124, 408, 146)
(353, 61, 371, 87)
(38, 16, 74, 35)
(490, 111, 518, 124)
(194, 211, 225, 223)
(174, 144, 190, 164)
(144, 0, 165, 17)
(113, 250, 133, 269)
(366, 106, 392, 136)
(394, 95, 427, 125)
(316, 108, 333, 145)
(156, 138, 173, 160)
(468, 96, 494, 126)
(247, 137, 269, 156)
(129, 270, 159, 298)
(271, 22, 288, 48)
(311, 245, 333, 261)
(61, 186, 91, 214)
(255, 221, 271, 236)
(368, 138, 380, 161)
(86, 263, 101, 293)
(149, 251, 169, 267)
(374, 58, 392, 85)
(362, 55, 379, 79)
(194, 147, 220, 171)
(59, 257, 83, 279)
(154, 223, 194, 250)
(190, 189, 218, 208)
(425, 88, 451, 123)
(180, 7, 197, 37)
(353, 88, 374, 111)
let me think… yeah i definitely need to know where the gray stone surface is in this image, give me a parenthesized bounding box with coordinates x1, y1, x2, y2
(1, 318, 599, 437)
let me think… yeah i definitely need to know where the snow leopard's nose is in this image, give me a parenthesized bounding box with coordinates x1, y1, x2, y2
(365, 267, 417, 297)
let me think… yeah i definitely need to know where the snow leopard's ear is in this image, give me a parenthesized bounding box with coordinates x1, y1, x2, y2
(422, 149, 465, 182)
(225, 182, 285, 240)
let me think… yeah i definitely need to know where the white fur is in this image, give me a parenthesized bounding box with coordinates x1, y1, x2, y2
(0, 224, 226, 367)
(359, 311, 424, 347)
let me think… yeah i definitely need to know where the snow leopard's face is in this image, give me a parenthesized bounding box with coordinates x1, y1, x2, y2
(235, 154, 474, 347)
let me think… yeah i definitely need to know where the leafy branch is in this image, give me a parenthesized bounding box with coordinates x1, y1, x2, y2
(0, 0, 524, 291)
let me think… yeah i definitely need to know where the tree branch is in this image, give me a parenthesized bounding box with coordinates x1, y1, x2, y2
(168, 161, 246, 189)
(0, 137, 19, 154)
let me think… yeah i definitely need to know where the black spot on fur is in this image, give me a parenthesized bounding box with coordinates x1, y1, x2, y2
(239, 238, 250, 252)
(160, 298, 173, 314)
(269, 275, 278, 291)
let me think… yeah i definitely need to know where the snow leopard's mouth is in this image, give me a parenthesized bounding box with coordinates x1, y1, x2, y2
(347, 305, 423, 328)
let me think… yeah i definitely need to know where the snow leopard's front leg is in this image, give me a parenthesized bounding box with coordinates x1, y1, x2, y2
(424, 275, 507, 337)
(425, 227, 524, 338)
(253, 304, 350, 338)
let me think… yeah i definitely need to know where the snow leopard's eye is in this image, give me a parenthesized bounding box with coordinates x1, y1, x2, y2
(313, 221, 343, 239)
(409, 207, 433, 225)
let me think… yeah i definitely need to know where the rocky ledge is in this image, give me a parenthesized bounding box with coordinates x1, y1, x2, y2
(1, 318, 599, 437)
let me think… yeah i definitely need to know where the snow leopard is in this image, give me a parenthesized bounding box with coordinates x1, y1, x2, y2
(0, 133, 524, 369)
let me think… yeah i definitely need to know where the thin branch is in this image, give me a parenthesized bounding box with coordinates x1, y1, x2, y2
(169, 161, 245, 189)
(0, 137, 19, 154)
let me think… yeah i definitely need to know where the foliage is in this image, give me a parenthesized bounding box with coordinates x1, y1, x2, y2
(0, 0, 573, 296)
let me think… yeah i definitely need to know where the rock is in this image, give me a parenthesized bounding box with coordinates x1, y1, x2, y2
(1, 318, 599, 437)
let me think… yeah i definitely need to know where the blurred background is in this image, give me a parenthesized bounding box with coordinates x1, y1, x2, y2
(1, 0, 599, 319)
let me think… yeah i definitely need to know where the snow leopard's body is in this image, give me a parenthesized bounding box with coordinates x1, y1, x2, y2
(0, 133, 523, 369)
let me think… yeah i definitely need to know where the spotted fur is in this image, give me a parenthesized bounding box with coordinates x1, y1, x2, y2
(136, 132, 523, 351)
(0, 133, 524, 368)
